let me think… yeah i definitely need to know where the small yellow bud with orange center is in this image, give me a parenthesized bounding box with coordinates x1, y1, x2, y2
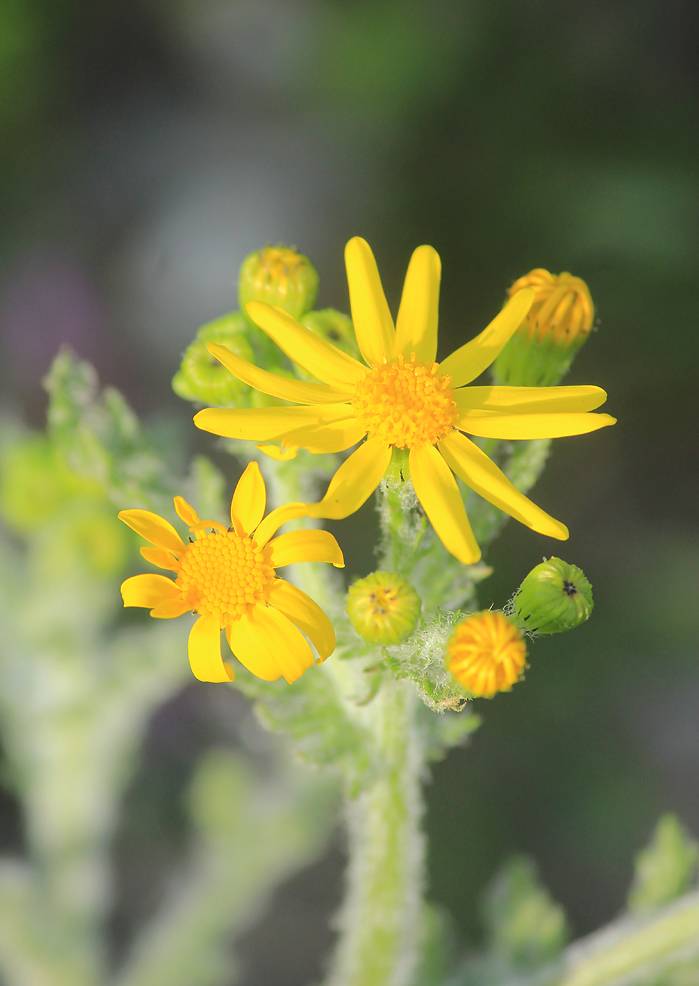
(446, 611, 527, 698)
(347, 571, 421, 645)
(238, 245, 319, 322)
(493, 269, 595, 386)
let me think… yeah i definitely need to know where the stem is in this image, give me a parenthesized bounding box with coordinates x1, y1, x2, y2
(326, 678, 426, 986)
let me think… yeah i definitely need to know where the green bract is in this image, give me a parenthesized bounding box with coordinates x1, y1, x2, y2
(512, 557, 593, 634)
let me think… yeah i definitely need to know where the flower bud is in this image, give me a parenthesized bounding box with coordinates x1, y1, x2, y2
(301, 309, 361, 360)
(512, 557, 593, 634)
(238, 245, 319, 322)
(492, 269, 594, 386)
(446, 611, 527, 698)
(347, 571, 421, 645)
(173, 313, 254, 406)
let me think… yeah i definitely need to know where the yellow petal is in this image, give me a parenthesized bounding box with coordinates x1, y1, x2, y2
(268, 529, 345, 569)
(395, 245, 441, 362)
(118, 509, 185, 554)
(268, 579, 336, 661)
(438, 430, 568, 539)
(140, 546, 180, 572)
(208, 343, 354, 403)
(456, 411, 617, 440)
(408, 445, 480, 564)
(194, 403, 354, 441)
(231, 461, 266, 534)
(279, 417, 367, 454)
(257, 443, 300, 461)
(226, 619, 283, 681)
(345, 237, 397, 363)
(306, 438, 392, 520)
(150, 598, 192, 619)
(246, 301, 366, 387)
(439, 289, 535, 387)
(453, 384, 608, 414)
(174, 496, 200, 527)
(254, 501, 309, 547)
(121, 573, 182, 608)
(232, 607, 315, 683)
(188, 615, 235, 682)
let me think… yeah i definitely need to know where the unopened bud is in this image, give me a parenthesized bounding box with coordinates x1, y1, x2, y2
(173, 313, 254, 406)
(238, 245, 319, 322)
(493, 269, 594, 386)
(347, 571, 421, 645)
(512, 557, 593, 635)
(446, 611, 527, 698)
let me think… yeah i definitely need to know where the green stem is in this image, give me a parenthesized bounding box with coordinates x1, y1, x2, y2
(326, 678, 425, 986)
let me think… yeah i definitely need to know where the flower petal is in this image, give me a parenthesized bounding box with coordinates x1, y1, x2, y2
(174, 496, 200, 527)
(208, 343, 354, 403)
(194, 404, 354, 441)
(279, 417, 367, 454)
(226, 619, 283, 681)
(231, 607, 315, 683)
(246, 301, 366, 387)
(118, 509, 185, 554)
(231, 461, 266, 535)
(306, 437, 392, 520)
(140, 546, 180, 572)
(254, 501, 310, 547)
(408, 445, 480, 564)
(439, 289, 535, 387)
(268, 529, 345, 569)
(150, 598, 192, 619)
(188, 615, 235, 682)
(438, 430, 568, 539)
(121, 573, 182, 609)
(456, 411, 617, 440)
(257, 443, 300, 461)
(395, 244, 441, 362)
(345, 237, 397, 363)
(268, 579, 336, 661)
(453, 384, 608, 414)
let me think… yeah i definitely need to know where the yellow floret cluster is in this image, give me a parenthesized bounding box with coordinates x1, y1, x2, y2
(352, 354, 458, 448)
(447, 611, 527, 698)
(176, 530, 275, 623)
(510, 269, 594, 344)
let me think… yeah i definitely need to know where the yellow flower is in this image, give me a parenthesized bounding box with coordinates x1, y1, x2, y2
(194, 238, 615, 564)
(447, 611, 527, 698)
(118, 462, 344, 684)
(509, 269, 594, 344)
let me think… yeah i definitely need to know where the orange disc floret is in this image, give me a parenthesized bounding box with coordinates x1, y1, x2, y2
(352, 353, 458, 448)
(447, 611, 527, 698)
(509, 269, 594, 345)
(176, 530, 275, 624)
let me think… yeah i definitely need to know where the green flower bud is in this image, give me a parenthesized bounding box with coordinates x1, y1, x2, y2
(492, 269, 594, 386)
(512, 557, 593, 634)
(628, 815, 698, 913)
(238, 245, 319, 322)
(172, 313, 254, 406)
(347, 571, 421, 645)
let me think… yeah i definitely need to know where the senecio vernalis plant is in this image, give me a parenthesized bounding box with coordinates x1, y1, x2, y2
(1, 238, 697, 986)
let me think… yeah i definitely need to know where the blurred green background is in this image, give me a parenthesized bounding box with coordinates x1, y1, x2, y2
(1, 0, 698, 983)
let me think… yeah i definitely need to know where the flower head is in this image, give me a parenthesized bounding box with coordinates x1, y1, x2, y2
(512, 557, 593, 634)
(119, 462, 343, 684)
(238, 245, 319, 321)
(509, 269, 594, 345)
(194, 238, 615, 564)
(346, 571, 421, 645)
(447, 611, 527, 698)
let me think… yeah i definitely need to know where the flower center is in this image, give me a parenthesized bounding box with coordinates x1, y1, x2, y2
(176, 530, 275, 624)
(447, 612, 527, 698)
(352, 354, 458, 448)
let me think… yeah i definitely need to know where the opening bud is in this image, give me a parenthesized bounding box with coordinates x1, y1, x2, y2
(512, 557, 593, 635)
(347, 571, 421, 645)
(173, 313, 254, 406)
(493, 269, 595, 386)
(238, 245, 319, 322)
(446, 611, 527, 698)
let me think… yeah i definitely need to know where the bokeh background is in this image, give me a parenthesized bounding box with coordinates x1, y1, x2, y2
(1, 0, 698, 983)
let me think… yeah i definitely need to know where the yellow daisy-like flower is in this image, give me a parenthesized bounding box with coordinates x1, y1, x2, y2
(447, 611, 527, 698)
(118, 462, 344, 684)
(194, 238, 616, 564)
